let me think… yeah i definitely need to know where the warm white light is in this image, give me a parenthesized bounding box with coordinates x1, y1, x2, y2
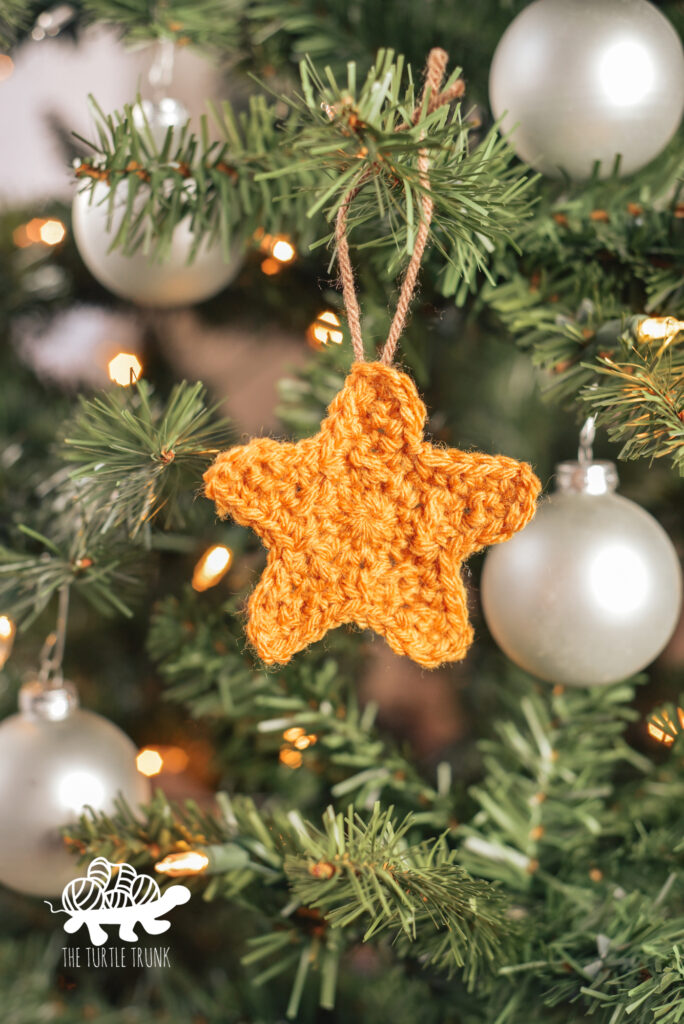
(599, 41, 655, 107)
(192, 544, 232, 591)
(136, 748, 164, 777)
(589, 544, 650, 616)
(308, 310, 344, 349)
(108, 352, 142, 386)
(0, 616, 14, 641)
(58, 771, 106, 813)
(272, 239, 295, 263)
(155, 851, 209, 876)
(39, 219, 66, 246)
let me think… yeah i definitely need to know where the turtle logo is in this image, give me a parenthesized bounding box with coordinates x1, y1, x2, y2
(45, 857, 190, 946)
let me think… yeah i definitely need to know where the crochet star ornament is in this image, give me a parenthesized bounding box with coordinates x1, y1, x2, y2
(204, 361, 540, 669)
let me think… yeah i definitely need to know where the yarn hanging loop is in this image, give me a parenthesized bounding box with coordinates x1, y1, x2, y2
(333, 47, 459, 367)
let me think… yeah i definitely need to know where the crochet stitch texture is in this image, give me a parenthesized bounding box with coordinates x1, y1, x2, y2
(204, 361, 540, 668)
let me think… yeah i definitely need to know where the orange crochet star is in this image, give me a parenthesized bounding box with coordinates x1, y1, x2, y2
(204, 361, 540, 669)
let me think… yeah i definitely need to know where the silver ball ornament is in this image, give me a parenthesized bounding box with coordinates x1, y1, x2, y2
(0, 681, 149, 897)
(481, 461, 682, 686)
(132, 97, 190, 149)
(72, 181, 242, 307)
(489, 0, 684, 179)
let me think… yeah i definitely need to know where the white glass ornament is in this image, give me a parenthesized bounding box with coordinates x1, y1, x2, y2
(489, 0, 684, 179)
(72, 182, 242, 307)
(132, 97, 190, 149)
(0, 680, 149, 897)
(481, 459, 682, 686)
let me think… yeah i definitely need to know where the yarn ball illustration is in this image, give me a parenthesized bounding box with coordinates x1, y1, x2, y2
(60, 859, 161, 912)
(205, 361, 540, 669)
(62, 876, 106, 912)
(86, 856, 112, 889)
(131, 873, 161, 905)
(102, 862, 137, 907)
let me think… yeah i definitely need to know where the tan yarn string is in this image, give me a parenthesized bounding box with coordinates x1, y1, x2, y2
(334, 178, 367, 363)
(334, 48, 462, 366)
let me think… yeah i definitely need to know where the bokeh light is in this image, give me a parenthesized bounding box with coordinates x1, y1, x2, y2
(0, 56, 14, 83)
(307, 310, 344, 349)
(39, 219, 66, 246)
(136, 748, 164, 777)
(108, 352, 142, 386)
(192, 544, 232, 591)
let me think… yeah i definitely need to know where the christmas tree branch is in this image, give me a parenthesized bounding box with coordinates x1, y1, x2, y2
(583, 342, 684, 472)
(482, 139, 684, 468)
(0, 525, 142, 624)
(459, 678, 650, 890)
(62, 379, 233, 536)
(148, 587, 455, 827)
(64, 792, 508, 1015)
(73, 49, 533, 285)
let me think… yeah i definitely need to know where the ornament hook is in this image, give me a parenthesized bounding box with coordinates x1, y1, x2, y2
(148, 37, 176, 101)
(38, 584, 70, 689)
(578, 416, 596, 466)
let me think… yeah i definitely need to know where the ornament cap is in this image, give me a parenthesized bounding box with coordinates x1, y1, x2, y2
(19, 678, 79, 721)
(555, 460, 619, 496)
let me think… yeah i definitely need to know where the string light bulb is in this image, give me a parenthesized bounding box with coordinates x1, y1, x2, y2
(256, 231, 297, 275)
(307, 311, 344, 350)
(647, 706, 684, 746)
(13, 217, 66, 248)
(136, 748, 164, 777)
(0, 616, 15, 640)
(108, 352, 142, 386)
(39, 219, 66, 246)
(155, 842, 249, 877)
(192, 544, 232, 591)
(635, 316, 684, 358)
(135, 745, 189, 776)
(0, 615, 16, 669)
(155, 851, 209, 876)
(271, 238, 295, 263)
(280, 726, 317, 767)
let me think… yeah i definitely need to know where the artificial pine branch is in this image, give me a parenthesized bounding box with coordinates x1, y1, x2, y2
(64, 792, 508, 1014)
(482, 138, 684, 467)
(62, 379, 233, 535)
(0, 0, 38, 48)
(459, 678, 649, 888)
(148, 586, 455, 826)
(454, 675, 684, 1023)
(73, 49, 533, 284)
(584, 346, 684, 472)
(74, 92, 314, 261)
